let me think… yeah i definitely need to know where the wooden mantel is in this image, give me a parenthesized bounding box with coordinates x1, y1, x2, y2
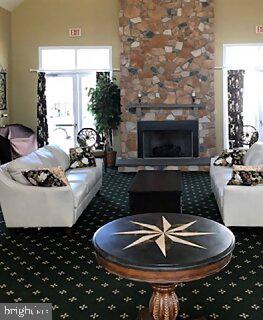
(127, 103, 205, 116)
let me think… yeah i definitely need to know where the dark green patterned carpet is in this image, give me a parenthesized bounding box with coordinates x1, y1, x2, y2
(0, 170, 262, 319)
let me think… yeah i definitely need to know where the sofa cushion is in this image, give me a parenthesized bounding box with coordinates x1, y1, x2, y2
(67, 165, 102, 191)
(7, 153, 45, 185)
(45, 145, 70, 171)
(67, 169, 92, 184)
(22, 167, 69, 187)
(244, 141, 263, 165)
(34, 147, 60, 168)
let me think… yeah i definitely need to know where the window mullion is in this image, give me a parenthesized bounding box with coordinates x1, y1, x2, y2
(72, 74, 79, 147)
(75, 49, 78, 70)
(77, 74, 82, 132)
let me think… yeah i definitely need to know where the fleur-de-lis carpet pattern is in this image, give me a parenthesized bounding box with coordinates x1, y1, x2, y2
(0, 170, 262, 320)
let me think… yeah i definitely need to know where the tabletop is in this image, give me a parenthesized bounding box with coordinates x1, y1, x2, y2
(93, 212, 235, 272)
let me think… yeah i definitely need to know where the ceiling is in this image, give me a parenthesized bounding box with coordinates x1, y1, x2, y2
(0, 0, 24, 11)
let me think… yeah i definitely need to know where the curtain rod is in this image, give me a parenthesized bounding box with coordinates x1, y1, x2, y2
(29, 68, 120, 73)
(30, 67, 224, 72)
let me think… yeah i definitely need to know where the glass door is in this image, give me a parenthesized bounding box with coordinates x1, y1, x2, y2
(46, 75, 77, 152)
(78, 73, 96, 129)
(46, 72, 97, 152)
(256, 72, 263, 139)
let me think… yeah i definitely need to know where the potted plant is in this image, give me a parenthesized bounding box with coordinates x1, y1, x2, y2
(88, 74, 121, 167)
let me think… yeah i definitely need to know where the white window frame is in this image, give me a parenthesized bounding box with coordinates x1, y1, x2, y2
(39, 46, 113, 73)
(41, 46, 111, 148)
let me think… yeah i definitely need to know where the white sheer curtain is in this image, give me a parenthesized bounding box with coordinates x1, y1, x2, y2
(243, 71, 258, 127)
(243, 70, 263, 140)
(258, 72, 263, 140)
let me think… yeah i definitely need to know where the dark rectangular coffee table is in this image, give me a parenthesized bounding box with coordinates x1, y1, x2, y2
(129, 170, 182, 214)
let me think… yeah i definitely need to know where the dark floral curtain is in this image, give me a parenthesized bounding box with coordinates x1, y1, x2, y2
(37, 72, 48, 148)
(0, 71, 7, 110)
(228, 70, 245, 148)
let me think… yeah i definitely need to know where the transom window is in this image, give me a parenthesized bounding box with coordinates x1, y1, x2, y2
(39, 46, 112, 71)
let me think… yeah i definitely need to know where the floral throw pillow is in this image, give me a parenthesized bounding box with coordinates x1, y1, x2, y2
(213, 149, 247, 167)
(228, 166, 263, 186)
(22, 167, 69, 187)
(70, 147, 96, 169)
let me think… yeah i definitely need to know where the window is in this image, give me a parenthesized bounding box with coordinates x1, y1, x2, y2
(224, 44, 263, 146)
(41, 49, 75, 70)
(39, 47, 112, 70)
(39, 46, 112, 151)
(77, 48, 111, 69)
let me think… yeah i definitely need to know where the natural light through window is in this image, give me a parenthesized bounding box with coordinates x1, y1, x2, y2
(224, 44, 263, 144)
(41, 49, 76, 70)
(40, 47, 112, 71)
(77, 49, 110, 69)
(39, 46, 112, 151)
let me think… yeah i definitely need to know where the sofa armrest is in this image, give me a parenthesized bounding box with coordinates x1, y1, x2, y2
(210, 157, 218, 166)
(223, 185, 263, 227)
(0, 169, 75, 228)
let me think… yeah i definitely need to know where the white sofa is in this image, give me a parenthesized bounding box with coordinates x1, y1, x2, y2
(210, 142, 263, 227)
(0, 145, 103, 228)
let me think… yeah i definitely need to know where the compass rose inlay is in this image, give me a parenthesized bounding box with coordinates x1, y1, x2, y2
(114, 216, 215, 257)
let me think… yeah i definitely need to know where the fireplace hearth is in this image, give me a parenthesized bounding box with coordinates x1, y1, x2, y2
(138, 120, 199, 159)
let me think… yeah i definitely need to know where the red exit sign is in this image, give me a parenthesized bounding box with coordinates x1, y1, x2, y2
(69, 28, 82, 38)
(256, 25, 263, 34)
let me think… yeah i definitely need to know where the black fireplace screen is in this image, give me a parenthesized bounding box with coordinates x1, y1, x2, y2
(137, 120, 199, 158)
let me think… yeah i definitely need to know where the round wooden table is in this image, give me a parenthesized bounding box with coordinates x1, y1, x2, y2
(93, 213, 235, 320)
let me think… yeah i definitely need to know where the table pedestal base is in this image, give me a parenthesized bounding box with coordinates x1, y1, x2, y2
(137, 283, 207, 320)
(138, 284, 179, 320)
(137, 309, 206, 320)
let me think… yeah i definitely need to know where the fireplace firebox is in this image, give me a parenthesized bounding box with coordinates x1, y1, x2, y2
(137, 120, 199, 158)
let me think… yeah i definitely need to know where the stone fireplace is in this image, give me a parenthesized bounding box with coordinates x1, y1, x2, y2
(138, 120, 199, 158)
(118, 0, 216, 172)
